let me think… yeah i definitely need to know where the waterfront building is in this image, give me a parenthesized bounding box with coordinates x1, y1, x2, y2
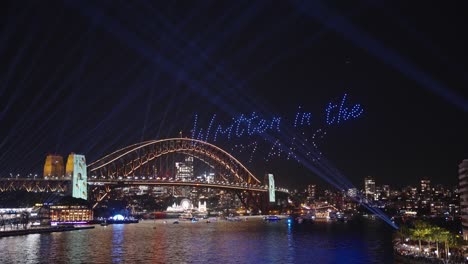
(165, 199, 207, 217)
(458, 159, 468, 240)
(49, 205, 93, 223)
(314, 204, 338, 219)
(198, 200, 207, 213)
(0, 207, 34, 222)
(43, 154, 64, 178)
(166, 199, 194, 213)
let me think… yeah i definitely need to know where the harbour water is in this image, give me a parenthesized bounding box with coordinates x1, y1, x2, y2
(0, 217, 396, 263)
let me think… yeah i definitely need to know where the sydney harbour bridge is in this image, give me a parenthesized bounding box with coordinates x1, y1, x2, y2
(0, 138, 289, 212)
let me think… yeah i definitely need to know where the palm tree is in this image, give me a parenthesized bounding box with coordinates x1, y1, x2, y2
(411, 221, 432, 254)
(394, 225, 411, 242)
(430, 226, 444, 258)
(436, 229, 452, 261)
(446, 232, 463, 261)
(411, 229, 426, 254)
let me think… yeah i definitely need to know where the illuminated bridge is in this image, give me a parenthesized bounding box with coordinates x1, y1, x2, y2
(0, 138, 289, 209)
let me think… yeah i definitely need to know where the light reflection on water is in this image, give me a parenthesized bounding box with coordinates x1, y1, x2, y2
(0, 218, 395, 264)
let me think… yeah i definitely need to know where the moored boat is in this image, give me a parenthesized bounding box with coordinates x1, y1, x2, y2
(263, 215, 281, 222)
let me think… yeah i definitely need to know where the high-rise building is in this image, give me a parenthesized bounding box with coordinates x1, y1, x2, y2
(175, 155, 194, 181)
(458, 159, 468, 240)
(420, 178, 431, 194)
(307, 184, 316, 200)
(382, 185, 390, 198)
(43, 154, 64, 178)
(347, 188, 357, 198)
(364, 176, 375, 201)
(420, 178, 432, 208)
(374, 186, 382, 201)
(205, 172, 214, 183)
(196, 172, 215, 183)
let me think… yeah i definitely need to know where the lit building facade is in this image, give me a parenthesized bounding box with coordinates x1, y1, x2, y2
(175, 156, 194, 181)
(364, 176, 375, 201)
(382, 185, 390, 198)
(43, 154, 64, 178)
(459, 159, 468, 240)
(196, 172, 215, 183)
(420, 178, 431, 194)
(49, 205, 93, 222)
(347, 188, 357, 198)
(420, 178, 432, 209)
(307, 184, 316, 200)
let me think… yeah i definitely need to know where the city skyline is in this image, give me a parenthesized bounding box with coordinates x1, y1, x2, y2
(0, 1, 466, 190)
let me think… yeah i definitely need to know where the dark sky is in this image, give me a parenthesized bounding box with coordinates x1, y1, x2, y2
(0, 0, 467, 191)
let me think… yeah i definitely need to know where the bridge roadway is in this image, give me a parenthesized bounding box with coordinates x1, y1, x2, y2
(0, 178, 69, 192)
(0, 177, 290, 194)
(89, 178, 289, 193)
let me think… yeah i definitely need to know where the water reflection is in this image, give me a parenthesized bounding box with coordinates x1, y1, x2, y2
(0, 218, 395, 264)
(111, 224, 125, 263)
(286, 219, 295, 263)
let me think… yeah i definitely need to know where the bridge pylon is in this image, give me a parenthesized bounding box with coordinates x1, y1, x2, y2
(65, 153, 88, 200)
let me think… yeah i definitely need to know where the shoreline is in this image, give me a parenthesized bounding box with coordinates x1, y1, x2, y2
(0, 225, 95, 238)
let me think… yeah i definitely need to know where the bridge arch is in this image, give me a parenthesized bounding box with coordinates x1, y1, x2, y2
(88, 138, 261, 185)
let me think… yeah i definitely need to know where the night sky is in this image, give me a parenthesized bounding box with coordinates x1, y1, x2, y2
(0, 1, 467, 191)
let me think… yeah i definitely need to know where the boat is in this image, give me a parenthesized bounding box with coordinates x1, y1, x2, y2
(226, 216, 242, 222)
(263, 215, 281, 222)
(100, 220, 108, 226)
(108, 219, 139, 224)
(179, 211, 195, 221)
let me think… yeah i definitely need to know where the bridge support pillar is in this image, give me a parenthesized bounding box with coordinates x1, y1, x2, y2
(65, 153, 88, 200)
(262, 173, 276, 214)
